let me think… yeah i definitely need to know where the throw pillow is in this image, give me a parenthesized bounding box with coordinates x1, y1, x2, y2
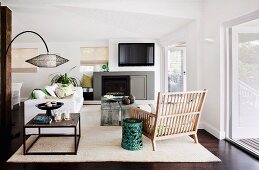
(31, 89, 48, 99)
(81, 74, 93, 88)
(55, 84, 74, 98)
(45, 84, 58, 97)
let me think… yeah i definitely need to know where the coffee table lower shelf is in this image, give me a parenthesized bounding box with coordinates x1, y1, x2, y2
(23, 133, 81, 155)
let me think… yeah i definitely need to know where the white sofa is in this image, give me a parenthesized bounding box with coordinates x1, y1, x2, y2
(24, 87, 84, 134)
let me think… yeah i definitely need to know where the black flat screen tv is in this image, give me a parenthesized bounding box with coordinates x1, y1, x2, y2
(118, 43, 155, 66)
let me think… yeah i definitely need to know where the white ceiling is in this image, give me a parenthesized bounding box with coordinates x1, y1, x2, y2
(1, 0, 203, 43)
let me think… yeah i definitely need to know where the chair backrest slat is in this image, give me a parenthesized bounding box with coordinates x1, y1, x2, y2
(154, 90, 207, 138)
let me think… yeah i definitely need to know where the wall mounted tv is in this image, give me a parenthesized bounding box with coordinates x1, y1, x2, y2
(118, 43, 155, 66)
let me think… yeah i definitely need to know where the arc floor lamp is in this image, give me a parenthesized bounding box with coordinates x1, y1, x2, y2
(6, 31, 69, 138)
(5, 30, 69, 68)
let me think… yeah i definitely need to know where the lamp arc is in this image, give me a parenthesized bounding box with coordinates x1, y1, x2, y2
(5, 30, 49, 57)
(5, 30, 69, 68)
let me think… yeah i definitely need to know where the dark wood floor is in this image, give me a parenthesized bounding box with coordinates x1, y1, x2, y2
(0, 103, 259, 170)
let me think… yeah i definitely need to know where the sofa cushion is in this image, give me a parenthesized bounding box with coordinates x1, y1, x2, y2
(62, 93, 76, 99)
(55, 84, 74, 98)
(45, 95, 59, 99)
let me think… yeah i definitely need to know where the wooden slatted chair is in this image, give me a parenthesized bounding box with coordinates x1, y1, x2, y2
(129, 90, 207, 151)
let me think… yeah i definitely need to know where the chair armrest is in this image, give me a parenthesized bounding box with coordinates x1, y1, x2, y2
(129, 106, 156, 136)
(129, 106, 156, 117)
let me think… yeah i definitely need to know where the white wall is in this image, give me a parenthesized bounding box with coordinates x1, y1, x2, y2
(108, 39, 161, 97)
(159, 20, 204, 128)
(159, 0, 259, 139)
(12, 0, 259, 139)
(12, 41, 108, 99)
(199, 0, 259, 139)
(13, 39, 161, 100)
(160, 21, 201, 91)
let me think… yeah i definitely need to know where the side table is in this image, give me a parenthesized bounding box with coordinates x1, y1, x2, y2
(121, 118, 143, 151)
(23, 113, 80, 155)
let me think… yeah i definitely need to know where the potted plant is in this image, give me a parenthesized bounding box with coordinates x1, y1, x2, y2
(49, 66, 80, 86)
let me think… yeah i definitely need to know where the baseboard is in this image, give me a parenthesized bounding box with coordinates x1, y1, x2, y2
(199, 122, 225, 140)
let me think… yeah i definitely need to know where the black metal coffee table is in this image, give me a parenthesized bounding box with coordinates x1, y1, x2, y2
(23, 113, 80, 155)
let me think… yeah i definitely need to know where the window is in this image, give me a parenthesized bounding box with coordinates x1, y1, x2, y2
(12, 48, 38, 73)
(80, 65, 95, 72)
(80, 47, 109, 65)
(80, 47, 109, 73)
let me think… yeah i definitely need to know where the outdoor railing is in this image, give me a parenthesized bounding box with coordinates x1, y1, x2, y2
(239, 80, 259, 108)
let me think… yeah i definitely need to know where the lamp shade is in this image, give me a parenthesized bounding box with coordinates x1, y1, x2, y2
(25, 54, 69, 68)
(5, 31, 69, 68)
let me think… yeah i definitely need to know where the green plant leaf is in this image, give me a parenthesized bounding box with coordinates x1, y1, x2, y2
(49, 66, 80, 86)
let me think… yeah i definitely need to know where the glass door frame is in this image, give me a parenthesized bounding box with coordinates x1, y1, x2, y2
(224, 10, 259, 159)
(164, 45, 187, 93)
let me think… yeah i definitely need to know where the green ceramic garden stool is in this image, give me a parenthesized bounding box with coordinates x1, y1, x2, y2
(121, 118, 143, 151)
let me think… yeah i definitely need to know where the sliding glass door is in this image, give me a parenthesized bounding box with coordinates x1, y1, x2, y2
(229, 19, 259, 156)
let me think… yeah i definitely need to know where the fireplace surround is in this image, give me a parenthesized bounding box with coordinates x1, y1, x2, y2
(93, 71, 155, 100)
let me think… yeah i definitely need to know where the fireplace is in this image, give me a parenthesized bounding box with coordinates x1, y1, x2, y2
(102, 76, 130, 96)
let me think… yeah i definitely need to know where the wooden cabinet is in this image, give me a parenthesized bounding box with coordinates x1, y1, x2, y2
(130, 76, 147, 100)
(83, 92, 93, 100)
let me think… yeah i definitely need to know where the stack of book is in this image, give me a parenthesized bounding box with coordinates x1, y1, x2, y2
(33, 115, 52, 124)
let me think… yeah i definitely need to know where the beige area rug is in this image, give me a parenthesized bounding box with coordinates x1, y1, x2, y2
(8, 105, 220, 162)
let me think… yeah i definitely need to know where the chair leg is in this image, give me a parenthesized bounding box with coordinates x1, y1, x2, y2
(152, 140, 156, 151)
(191, 134, 199, 144)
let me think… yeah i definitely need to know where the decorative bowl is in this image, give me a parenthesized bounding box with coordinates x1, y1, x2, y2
(36, 102, 64, 117)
